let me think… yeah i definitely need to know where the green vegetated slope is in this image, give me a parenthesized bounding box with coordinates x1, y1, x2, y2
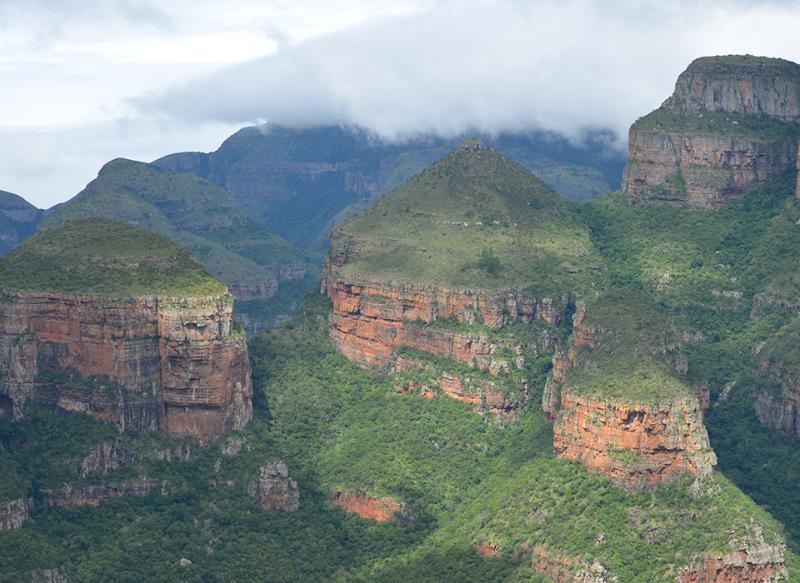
(334, 140, 605, 295)
(154, 125, 625, 249)
(564, 290, 690, 402)
(0, 218, 225, 296)
(41, 159, 314, 317)
(4, 294, 796, 583)
(581, 168, 800, 554)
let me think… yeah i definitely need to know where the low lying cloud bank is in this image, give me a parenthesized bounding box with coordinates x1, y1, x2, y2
(138, 0, 800, 144)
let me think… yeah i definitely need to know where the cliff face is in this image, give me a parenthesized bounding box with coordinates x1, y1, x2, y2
(544, 293, 715, 490)
(623, 128, 796, 209)
(0, 292, 252, 442)
(325, 276, 559, 414)
(325, 278, 562, 369)
(662, 56, 800, 123)
(678, 523, 787, 582)
(249, 461, 299, 511)
(40, 477, 156, 508)
(753, 355, 800, 438)
(552, 391, 715, 490)
(622, 55, 800, 209)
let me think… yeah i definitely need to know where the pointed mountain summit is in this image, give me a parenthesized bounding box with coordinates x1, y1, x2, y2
(328, 138, 603, 293)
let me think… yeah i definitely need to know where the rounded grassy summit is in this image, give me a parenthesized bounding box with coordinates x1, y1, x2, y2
(0, 218, 226, 297)
(330, 137, 603, 294)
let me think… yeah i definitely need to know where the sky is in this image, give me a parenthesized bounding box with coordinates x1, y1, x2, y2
(2, 0, 800, 208)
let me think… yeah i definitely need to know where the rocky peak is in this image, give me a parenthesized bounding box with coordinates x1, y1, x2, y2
(456, 137, 489, 152)
(663, 55, 800, 123)
(622, 54, 800, 209)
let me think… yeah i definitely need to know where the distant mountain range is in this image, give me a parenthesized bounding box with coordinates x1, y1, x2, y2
(155, 125, 625, 249)
(0, 125, 624, 329)
(0, 190, 42, 256)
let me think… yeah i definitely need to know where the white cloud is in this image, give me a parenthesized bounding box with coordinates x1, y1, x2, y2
(2, 0, 800, 207)
(142, 0, 800, 143)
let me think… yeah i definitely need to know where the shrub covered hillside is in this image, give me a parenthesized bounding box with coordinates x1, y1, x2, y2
(1, 293, 797, 582)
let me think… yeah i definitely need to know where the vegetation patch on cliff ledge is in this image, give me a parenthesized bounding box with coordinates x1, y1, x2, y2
(564, 290, 691, 402)
(0, 218, 226, 297)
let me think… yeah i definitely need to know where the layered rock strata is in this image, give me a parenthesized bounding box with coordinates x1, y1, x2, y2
(552, 392, 715, 490)
(0, 292, 252, 442)
(544, 295, 715, 490)
(40, 477, 158, 508)
(393, 356, 522, 416)
(622, 55, 800, 208)
(325, 278, 563, 368)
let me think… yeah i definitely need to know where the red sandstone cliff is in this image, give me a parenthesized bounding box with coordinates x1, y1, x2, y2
(324, 276, 559, 413)
(544, 297, 715, 490)
(552, 391, 715, 490)
(0, 292, 252, 442)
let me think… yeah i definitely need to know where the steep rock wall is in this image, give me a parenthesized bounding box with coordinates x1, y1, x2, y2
(552, 391, 716, 490)
(663, 56, 800, 123)
(753, 356, 800, 438)
(0, 292, 252, 441)
(623, 128, 796, 209)
(622, 56, 800, 208)
(325, 278, 562, 369)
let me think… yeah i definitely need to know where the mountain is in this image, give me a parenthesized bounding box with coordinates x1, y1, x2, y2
(623, 55, 800, 208)
(0, 218, 251, 441)
(154, 125, 625, 248)
(0, 189, 42, 256)
(6, 55, 800, 583)
(322, 138, 605, 415)
(42, 158, 314, 329)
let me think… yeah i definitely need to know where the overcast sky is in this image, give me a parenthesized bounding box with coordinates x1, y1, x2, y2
(2, 0, 800, 208)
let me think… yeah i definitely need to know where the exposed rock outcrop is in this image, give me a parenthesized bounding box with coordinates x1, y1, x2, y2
(677, 522, 787, 582)
(622, 55, 800, 209)
(30, 568, 68, 583)
(330, 491, 404, 522)
(544, 291, 716, 490)
(529, 546, 618, 583)
(40, 477, 156, 508)
(249, 461, 299, 511)
(552, 391, 716, 490)
(393, 356, 522, 416)
(0, 498, 29, 531)
(0, 292, 252, 442)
